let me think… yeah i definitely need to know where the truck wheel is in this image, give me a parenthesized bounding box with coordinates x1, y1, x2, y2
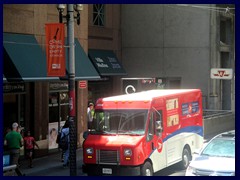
(179, 148, 191, 169)
(141, 161, 153, 176)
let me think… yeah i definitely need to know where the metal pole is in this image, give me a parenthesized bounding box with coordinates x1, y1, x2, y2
(67, 4, 77, 176)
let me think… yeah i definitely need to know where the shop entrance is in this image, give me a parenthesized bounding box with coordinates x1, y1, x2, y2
(48, 92, 69, 150)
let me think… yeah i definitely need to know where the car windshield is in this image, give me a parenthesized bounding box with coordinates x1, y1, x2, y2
(201, 138, 235, 158)
(91, 109, 148, 135)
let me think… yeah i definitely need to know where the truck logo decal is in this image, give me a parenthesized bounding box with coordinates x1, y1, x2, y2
(182, 102, 199, 115)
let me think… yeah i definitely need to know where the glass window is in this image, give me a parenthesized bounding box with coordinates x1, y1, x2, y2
(19, 95, 26, 128)
(202, 138, 235, 158)
(152, 108, 163, 136)
(92, 109, 147, 135)
(49, 92, 69, 123)
(60, 92, 69, 122)
(49, 92, 59, 123)
(3, 94, 25, 130)
(4, 94, 26, 138)
(93, 4, 105, 26)
(147, 112, 154, 141)
(4, 94, 17, 128)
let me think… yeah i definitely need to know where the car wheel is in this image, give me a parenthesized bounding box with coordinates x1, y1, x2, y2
(141, 161, 153, 176)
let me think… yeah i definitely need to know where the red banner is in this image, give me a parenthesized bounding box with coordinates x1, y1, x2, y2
(45, 23, 66, 77)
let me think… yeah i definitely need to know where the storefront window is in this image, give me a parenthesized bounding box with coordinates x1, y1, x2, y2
(19, 95, 25, 128)
(60, 92, 69, 122)
(3, 93, 25, 132)
(49, 92, 59, 123)
(48, 91, 69, 150)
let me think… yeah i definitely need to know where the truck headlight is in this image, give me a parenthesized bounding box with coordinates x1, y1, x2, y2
(124, 148, 132, 156)
(86, 147, 93, 155)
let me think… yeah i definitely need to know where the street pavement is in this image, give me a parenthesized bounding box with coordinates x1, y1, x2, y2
(18, 148, 86, 176)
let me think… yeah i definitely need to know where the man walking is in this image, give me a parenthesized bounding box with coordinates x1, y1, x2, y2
(60, 120, 70, 168)
(4, 122, 24, 176)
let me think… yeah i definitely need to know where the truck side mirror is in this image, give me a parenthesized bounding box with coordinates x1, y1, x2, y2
(155, 120, 163, 135)
(156, 120, 162, 130)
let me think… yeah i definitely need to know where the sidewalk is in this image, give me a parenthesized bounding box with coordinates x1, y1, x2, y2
(19, 148, 86, 176)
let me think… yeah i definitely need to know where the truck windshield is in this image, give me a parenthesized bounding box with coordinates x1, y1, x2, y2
(91, 109, 148, 135)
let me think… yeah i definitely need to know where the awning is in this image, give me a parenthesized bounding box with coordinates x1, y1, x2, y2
(63, 39, 100, 80)
(3, 33, 58, 82)
(88, 49, 127, 76)
(3, 33, 100, 82)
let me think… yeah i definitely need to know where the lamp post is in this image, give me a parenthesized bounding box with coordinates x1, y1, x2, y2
(57, 4, 83, 176)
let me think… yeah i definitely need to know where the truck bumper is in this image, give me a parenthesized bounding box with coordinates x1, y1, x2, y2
(82, 164, 141, 176)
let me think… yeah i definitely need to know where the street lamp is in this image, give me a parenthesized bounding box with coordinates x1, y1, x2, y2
(56, 4, 83, 176)
(57, 4, 83, 25)
(74, 4, 83, 25)
(56, 4, 66, 23)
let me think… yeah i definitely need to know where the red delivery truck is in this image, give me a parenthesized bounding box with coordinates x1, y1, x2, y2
(82, 89, 203, 176)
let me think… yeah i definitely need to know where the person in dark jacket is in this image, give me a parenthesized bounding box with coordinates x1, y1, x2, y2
(61, 120, 69, 168)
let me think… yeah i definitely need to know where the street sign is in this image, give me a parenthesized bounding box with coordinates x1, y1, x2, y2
(210, 68, 233, 79)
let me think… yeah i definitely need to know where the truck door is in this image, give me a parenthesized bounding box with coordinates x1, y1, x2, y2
(145, 108, 167, 170)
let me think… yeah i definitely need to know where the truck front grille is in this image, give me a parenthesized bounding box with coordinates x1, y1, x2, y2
(97, 150, 120, 165)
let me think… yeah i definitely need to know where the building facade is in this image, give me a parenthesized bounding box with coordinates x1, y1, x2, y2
(3, 4, 124, 157)
(121, 4, 235, 111)
(87, 4, 126, 103)
(3, 4, 235, 158)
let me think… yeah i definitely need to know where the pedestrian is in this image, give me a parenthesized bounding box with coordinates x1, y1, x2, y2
(56, 124, 65, 162)
(87, 103, 95, 130)
(4, 122, 24, 176)
(61, 120, 70, 168)
(23, 130, 40, 168)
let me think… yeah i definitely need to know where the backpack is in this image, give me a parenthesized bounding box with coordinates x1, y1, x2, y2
(58, 132, 69, 150)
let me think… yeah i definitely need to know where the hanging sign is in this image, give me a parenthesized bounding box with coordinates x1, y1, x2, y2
(45, 23, 66, 77)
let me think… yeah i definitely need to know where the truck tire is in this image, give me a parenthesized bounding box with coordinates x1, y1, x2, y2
(141, 161, 153, 176)
(179, 148, 191, 169)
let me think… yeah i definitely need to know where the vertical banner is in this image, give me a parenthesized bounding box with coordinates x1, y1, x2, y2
(45, 23, 66, 77)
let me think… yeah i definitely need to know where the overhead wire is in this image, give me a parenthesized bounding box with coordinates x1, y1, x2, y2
(173, 4, 235, 17)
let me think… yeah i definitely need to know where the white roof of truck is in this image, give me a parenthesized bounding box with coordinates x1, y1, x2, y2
(101, 89, 199, 102)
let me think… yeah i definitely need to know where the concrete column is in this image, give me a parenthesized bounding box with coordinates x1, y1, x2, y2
(208, 5, 220, 110)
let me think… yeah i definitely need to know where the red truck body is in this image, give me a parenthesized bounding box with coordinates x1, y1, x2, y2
(83, 89, 203, 176)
